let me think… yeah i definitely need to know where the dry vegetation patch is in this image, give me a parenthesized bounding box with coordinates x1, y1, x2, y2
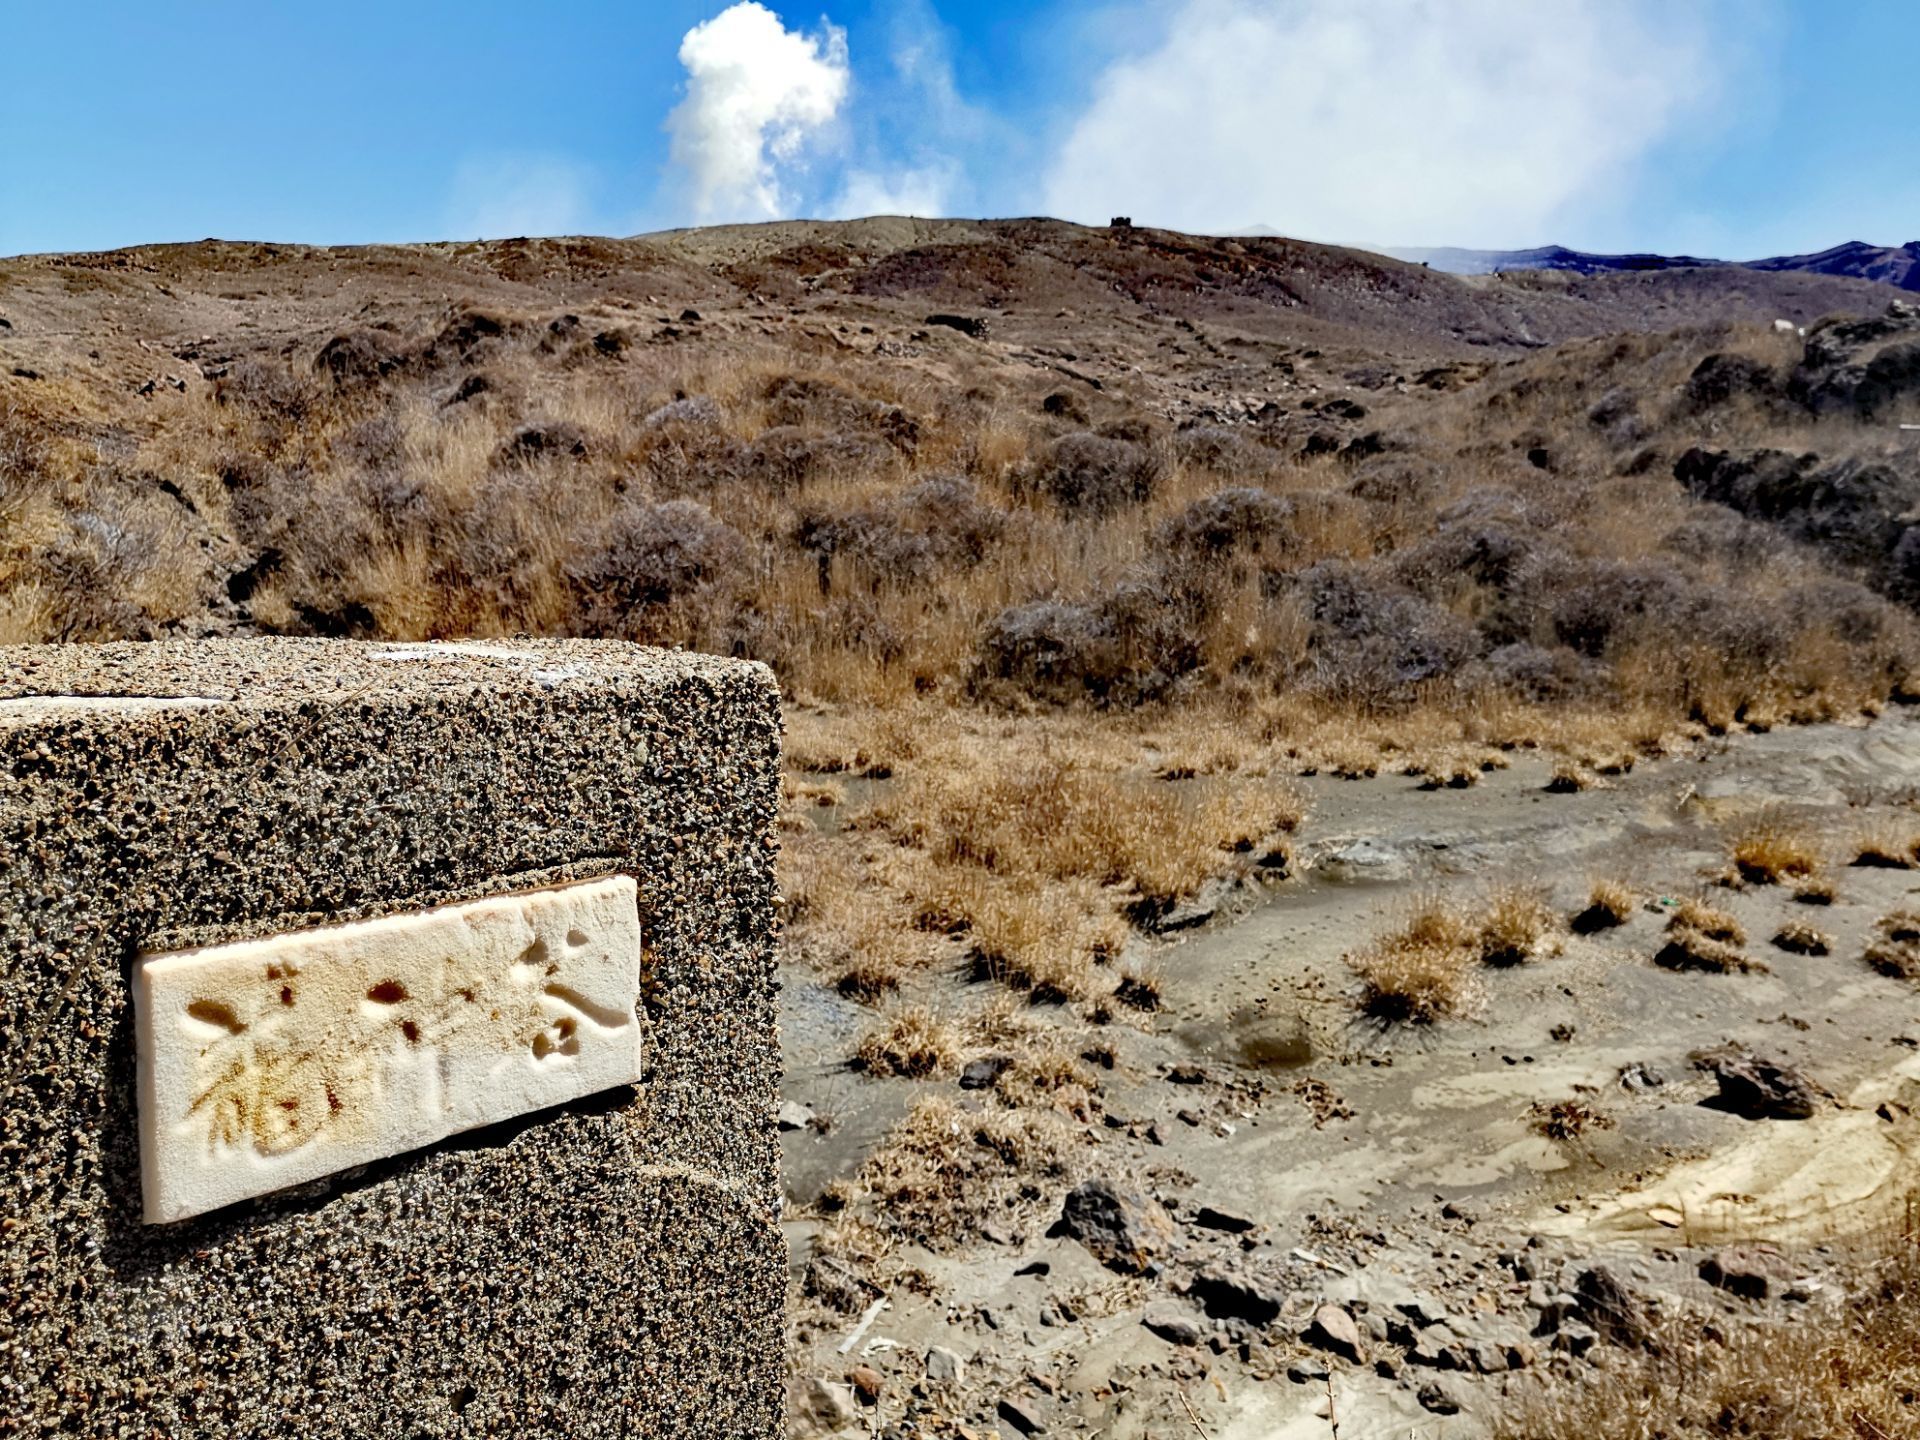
(1772, 919, 1834, 956)
(1865, 910, 1920, 980)
(852, 1006, 961, 1079)
(1494, 1227, 1920, 1440)
(1656, 898, 1765, 973)
(1346, 887, 1559, 1025)
(1728, 816, 1821, 884)
(1572, 878, 1636, 933)
(1850, 821, 1920, 869)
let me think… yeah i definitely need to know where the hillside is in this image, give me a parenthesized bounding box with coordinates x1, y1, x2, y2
(6, 217, 1920, 1438)
(1391, 237, 1920, 291)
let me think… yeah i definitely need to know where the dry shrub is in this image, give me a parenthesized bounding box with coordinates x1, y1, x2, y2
(779, 835, 926, 1001)
(853, 1006, 961, 1079)
(1349, 939, 1476, 1025)
(852, 1095, 1077, 1251)
(1772, 920, 1833, 955)
(1572, 879, 1635, 933)
(1668, 897, 1746, 946)
(867, 743, 1302, 914)
(1865, 910, 1920, 980)
(1477, 885, 1558, 966)
(1546, 758, 1595, 793)
(1728, 816, 1821, 884)
(1794, 875, 1839, 905)
(1851, 822, 1920, 869)
(1492, 1225, 1920, 1440)
(934, 871, 1123, 1001)
(1655, 896, 1762, 972)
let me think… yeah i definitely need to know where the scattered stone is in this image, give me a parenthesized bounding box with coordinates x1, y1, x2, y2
(1304, 1304, 1365, 1363)
(1692, 1044, 1820, 1119)
(778, 1100, 817, 1132)
(1166, 1063, 1208, 1085)
(1193, 1204, 1257, 1234)
(1701, 1245, 1791, 1300)
(1553, 1320, 1599, 1358)
(925, 1345, 965, 1384)
(1320, 837, 1412, 883)
(796, 1377, 861, 1434)
(1416, 1378, 1466, 1415)
(997, 1397, 1046, 1435)
(1408, 1328, 1469, 1371)
(1617, 1062, 1668, 1092)
(925, 313, 989, 340)
(1473, 1341, 1509, 1374)
(847, 1366, 883, 1405)
(1190, 1263, 1286, 1326)
(1575, 1264, 1651, 1347)
(1052, 1179, 1175, 1274)
(960, 1055, 1013, 1090)
(1287, 1358, 1331, 1384)
(1142, 1301, 1203, 1347)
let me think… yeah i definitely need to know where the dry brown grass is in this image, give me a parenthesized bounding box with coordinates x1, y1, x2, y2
(1476, 885, 1559, 967)
(1668, 897, 1747, 946)
(1794, 874, 1839, 905)
(1772, 919, 1834, 955)
(852, 1006, 961, 1079)
(1654, 896, 1764, 973)
(1572, 878, 1635, 933)
(1348, 885, 1562, 1022)
(1492, 1223, 1920, 1440)
(1349, 939, 1477, 1025)
(1865, 911, 1920, 980)
(1528, 1096, 1615, 1143)
(845, 737, 1303, 998)
(1850, 821, 1920, 870)
(5, 288, 1915, 795)
(844, 1095, 1080, 1251)
(1728, 816, 1822, 885)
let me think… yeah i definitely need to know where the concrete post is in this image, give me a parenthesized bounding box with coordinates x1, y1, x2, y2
(0, 639, 784, 1438)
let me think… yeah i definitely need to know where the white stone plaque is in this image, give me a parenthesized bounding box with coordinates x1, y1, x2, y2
(134, 876, 642, 1224)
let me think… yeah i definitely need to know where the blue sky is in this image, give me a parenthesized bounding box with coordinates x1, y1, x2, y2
(1, 0, 1914, 259)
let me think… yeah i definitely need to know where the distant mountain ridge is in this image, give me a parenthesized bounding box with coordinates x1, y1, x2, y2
(1383, 239, 1920, 291)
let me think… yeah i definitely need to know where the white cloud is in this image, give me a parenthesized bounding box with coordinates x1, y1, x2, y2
(667, 3, 850, 222)
(831, 164, 955, 218)
(1042, 0, 1723, 247)
(445, 155, 594, 240)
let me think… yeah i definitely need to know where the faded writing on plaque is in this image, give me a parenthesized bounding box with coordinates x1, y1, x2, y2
(134, 876, 642, 1223)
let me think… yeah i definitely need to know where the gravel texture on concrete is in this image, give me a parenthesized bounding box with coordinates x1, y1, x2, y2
(0, 639, 783, 1438)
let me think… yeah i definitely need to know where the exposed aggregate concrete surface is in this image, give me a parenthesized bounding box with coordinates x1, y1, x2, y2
(0, 639, 784, 1438)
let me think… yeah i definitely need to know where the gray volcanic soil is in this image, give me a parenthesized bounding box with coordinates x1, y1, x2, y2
(781, 714, 1920, 1438)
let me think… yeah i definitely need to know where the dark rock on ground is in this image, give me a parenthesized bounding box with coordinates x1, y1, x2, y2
(1052, 1179, 1175, 1274)
(1692, 1044, 1821, 1119)
(960, 1055, 1014, 1090)
(997, 1396, 1046, 1435)
(1142, 1301, 1204, 1347)
(1701, 1244, 1792, 1300)
(1192, 1204, 1257, 1234)
(1417, 1378, 1468, 1415)
(1574, 1264, 1652, 1347)
(1189, 1262, 1286, 1326)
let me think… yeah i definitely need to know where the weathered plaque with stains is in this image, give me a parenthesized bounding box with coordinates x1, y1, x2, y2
(134, 876, 643, 1224)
